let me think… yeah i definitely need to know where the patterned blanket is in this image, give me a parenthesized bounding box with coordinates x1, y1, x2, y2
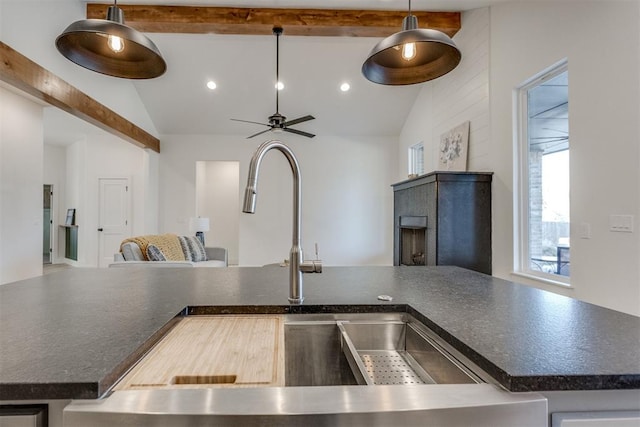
(120, 234, 186, 261)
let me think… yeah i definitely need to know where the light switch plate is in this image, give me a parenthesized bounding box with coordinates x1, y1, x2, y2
(579, 222, 591, 239)
(609, 214, 634, 233)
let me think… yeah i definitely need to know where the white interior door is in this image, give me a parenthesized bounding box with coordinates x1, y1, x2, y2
(98, 178, 130, 268)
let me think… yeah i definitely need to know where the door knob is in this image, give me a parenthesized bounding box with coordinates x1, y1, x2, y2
(97, 228, 104, 232)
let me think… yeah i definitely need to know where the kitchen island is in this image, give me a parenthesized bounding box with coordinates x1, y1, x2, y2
(0, 266, 639, 425)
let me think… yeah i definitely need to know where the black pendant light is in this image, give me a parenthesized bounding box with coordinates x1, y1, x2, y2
(362, 0, 461, 85)
(55, 0, 166, 79)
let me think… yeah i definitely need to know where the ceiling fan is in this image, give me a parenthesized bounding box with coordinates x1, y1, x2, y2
(231, 26, 316, 139)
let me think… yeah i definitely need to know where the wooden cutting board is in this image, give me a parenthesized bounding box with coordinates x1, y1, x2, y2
(115, 315, 284, 390)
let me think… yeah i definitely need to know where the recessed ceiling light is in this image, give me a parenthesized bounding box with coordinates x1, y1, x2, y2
(275, 81, 284, 90)
(206, 80, 217, 90)
(340, 82, 350, 92)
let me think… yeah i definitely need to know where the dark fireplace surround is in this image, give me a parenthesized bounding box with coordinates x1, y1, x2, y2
(392, 172, 492, 274)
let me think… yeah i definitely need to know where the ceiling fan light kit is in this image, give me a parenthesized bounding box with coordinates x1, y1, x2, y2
(55, 0, 166, 79)
(361, 0, 461, 85)
(231, 26, 316, 139)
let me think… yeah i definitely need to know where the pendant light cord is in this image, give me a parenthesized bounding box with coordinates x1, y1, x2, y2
(407, 0, 411, 16)
(275, 29, 280, 114)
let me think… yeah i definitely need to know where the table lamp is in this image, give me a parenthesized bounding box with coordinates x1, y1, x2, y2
(189, 217, 210, 245)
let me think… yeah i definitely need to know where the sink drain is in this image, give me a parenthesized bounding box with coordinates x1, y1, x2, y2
(359, 351, 434, 385)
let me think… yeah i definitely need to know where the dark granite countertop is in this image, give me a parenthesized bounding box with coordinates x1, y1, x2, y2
(0, 266, 638, 400)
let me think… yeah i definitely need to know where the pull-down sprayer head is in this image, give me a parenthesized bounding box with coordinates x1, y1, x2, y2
(242, 186, 257, 214)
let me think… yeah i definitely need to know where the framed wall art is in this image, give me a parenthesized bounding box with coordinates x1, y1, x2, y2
(65, 208, 76, 226)
(438, 121, 470, 171)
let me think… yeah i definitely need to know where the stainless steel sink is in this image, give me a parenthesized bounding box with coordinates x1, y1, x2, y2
(65, 312, 548, 426)
(284, 313, 486, 387)
(284, 320, 357, 386)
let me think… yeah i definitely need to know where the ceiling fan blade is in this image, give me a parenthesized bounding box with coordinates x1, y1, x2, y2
(282, 115, 315, 127)
(283, 128, 315, 138)
(247, 128, 273, 139)
(231, 118, 271, 127)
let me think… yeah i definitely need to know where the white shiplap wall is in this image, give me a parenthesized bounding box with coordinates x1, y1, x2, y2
(398, 7, 491, 178)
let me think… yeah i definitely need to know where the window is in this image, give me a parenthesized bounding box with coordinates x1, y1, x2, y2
(516, 62, 570, 283)
(408, 142, 424, 176)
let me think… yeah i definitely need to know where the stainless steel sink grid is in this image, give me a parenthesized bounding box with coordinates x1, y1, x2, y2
(336, 318, 482, 386)
(359, 351, 433, 385)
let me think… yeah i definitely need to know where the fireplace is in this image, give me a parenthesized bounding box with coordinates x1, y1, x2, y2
(392, 172, 493, 274)
(399, 216, 427, 266)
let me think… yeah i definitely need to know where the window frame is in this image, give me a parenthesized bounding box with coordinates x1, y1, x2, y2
(408, 141, 424, 176)
(514, 60, 570, 286)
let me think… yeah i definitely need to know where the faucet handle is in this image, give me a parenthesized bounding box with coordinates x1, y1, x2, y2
(301, 243, 322, 273)
(300, 259, 322, 273)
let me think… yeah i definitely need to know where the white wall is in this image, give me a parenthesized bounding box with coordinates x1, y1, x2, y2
(64, 140, 85, 266)
(638, 2, 640, 314)
(489, 1, 640, 315)
(43, 144, 67, 263)
(142, 149, 160, 235)
(0, 87, 44, 284)
(196, 161, 240, 265)
(160, 134, 397, 266)
(399, 7, 491, 179)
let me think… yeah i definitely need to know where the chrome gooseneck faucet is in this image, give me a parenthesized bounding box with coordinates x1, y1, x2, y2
(242, 139, 321, 304)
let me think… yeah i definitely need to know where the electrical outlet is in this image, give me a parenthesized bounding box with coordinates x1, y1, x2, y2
(609, 215, 634, 233)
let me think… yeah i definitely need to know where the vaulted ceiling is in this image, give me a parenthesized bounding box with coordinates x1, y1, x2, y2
(45, 0, 512, 146)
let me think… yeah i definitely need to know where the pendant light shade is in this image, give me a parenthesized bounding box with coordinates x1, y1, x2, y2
(362, 7, 461, 85)
(55, 3, 166, 79)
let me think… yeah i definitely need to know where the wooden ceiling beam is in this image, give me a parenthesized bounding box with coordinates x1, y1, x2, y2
(0, 42, 160, 152)
(86, 4, 461, 38)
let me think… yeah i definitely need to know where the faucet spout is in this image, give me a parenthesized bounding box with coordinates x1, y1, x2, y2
(243, 140, 305, 304)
